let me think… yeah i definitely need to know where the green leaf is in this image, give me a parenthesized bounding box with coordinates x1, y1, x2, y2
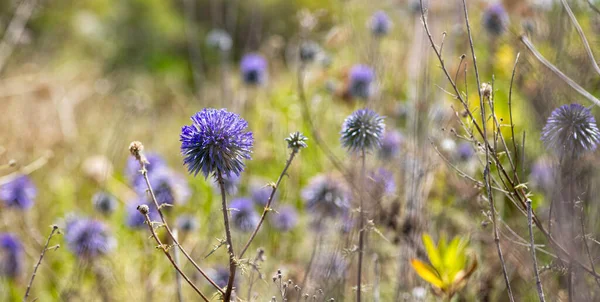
(411, 259, 444, 289)
(422, 233, 442, 269)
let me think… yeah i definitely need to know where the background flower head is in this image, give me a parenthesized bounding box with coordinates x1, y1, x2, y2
(140, 168, 190, 207)
(205, 29, 232, 52)
(65, 218, 116, 260)
(302, 174, 351, 218)
(270, 205, 298, 232)
(0, 233, 23, 279)
(541, 104, 600, 157)
(92, 191, 118, 215)
(240, 53, 267, 85)
(370, 10, 392, 36)
(483, 3, 508, 36)
(378, 130, 403, 159)
(368, 168, 396, 197)
(456, 142, 475, 162)
(341, 108, 385, 153)
(125, 152, 167, 189)
(250, 178, 276, 207)
(0, 175, 36, 210)
(348, 65, 375, 99)
(212, 173, 241, 195)
(176, 214, 199, 233)
(180, 108, 254, 178)
(230, 197, 260, 232)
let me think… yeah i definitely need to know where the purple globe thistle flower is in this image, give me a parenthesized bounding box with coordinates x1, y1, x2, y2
(176, 214, 198, 233)
(138, 168, 190, 207)
(482, 3, 509, 36)
(348, 65, 375, 99)
(456, 142, 475, 161)
(180, 108, 254, 178)
(368, 168, 396, 196)
(65, 218, 116, 260)
(0, 175, 36, 210)
(209, 266, 237, 289)
(378, 130, 403, 159)
(541, 104, 600, 157)
(302, 174, 351, 218)
(270, 206, 298, 232)
(230, 197, 260, 232)
(341, 108, 385, 153)
(369, 11, 392, 36)
(92, 191, 118, 215)
(125, 152, 167, 189)
(206, 29, 232, 52)
(0, 233, 23, 279)
(250, 178, 276, 207)
(240, 53, 267, 85)
(530, 158, 555, 193)
(212, 173, 241, 195)
(286, 131, 308, 152)
(125, 201, 159, 229)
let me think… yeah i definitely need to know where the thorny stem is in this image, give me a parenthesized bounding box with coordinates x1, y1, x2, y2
(561, 0, 600, 76)
(239, 149, 299, 258)
(527, 199, 546, 302)
(356, 150, 366, 302)
(140, 211, 209, 301)
(173, 229, 184, 302)
(217, 171, 237, 301)
(23, 225, 59, 302)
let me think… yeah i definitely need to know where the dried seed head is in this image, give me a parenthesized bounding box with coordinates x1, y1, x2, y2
(137, 204, 149, 215)
(129, 141, 144, 160)
(480, 83, 492, 99)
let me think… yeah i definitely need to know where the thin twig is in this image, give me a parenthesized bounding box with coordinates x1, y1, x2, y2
(0, 0, 38, 73)
(588, 0, 600, 15)
(173, 229, 184, 302)
(561, 0, 600, 76)
(508, 53, 521, 180)
(23, 225, 59, 302)
(217, 170, 237, 301)
(527, 199, 546, 301)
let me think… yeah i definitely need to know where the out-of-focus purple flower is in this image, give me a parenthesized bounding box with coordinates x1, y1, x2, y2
(212, 173, 241, 196)
(456, 142, 475, 161)
(250, 179, 276, 207)
(483, 3, 509, 36)
(180, 108, 254, 178)
(530, 158, 555, 193)
(378, 130, 403, 159)
(176, 214, 198, 233)
(341, 108, 385, 153)
(0, 175, 36, 210)
(302, 174, 351, 218)
(270, 206, 298, 232)
(240, 54, 267, 85)
(348, 65, 375, 99)
(125, 201, 159, 229)
(139, 168, 190, 206)
(209, 266, 236, 289)
(230, 197, 260, 232)
(206, 29, 232, 52)
(300, 41, 321, 63)
(65, 218, 116, 260)
(368, 168, 396, 196)
(125, 152, 167, 189)
(541, 104, 600, 157)
(0, 233, 23, 279)
(92, 191, 118, 215)
(370, 11, 392, 36)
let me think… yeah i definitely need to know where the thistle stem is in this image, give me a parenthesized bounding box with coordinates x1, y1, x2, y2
(217, 171, 237, 301)
(23, 225, 59, 302)
(527, 199, 546, 301)
(356, 150, 366, 302)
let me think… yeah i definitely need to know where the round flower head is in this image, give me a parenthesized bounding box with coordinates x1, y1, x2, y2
(368, 168, 396, 197)
(206, 29, 232, 52)
(348, 65, 375, 99)
(378, 130, 403, 159)
(370, 11, 392, 36)
(65, 218, 116, 260)
(530, 158, 555, 193)
(299, 41, 321, 63)
(541, 104, 600, 157)
(482, 3, 509, 36)
(456, 142, 475, 162)
(209, 266, 236, 288)
(176, 214, 198, 233)
(270, 205, 298, 232)
(212, 173, 241, 195)
(230, 197, 259, 232)
(250, 178, 277, 207)
(125, 201, 159, 229)
(139, 168, 190, 207)
(0, 233, 23, 279)
(302, 174, 351, 218)
(341, 108, 385, 153)
(125, 152, 167, 189)
(0, 175, 36, 210)
(180, 108, 253, 178)
(92, 191, 118, 215)
(240, 53, 267, 85)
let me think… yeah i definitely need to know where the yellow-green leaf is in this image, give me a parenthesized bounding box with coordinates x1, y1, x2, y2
(411, 259, 444, 289)
(422, 233, 441, 269)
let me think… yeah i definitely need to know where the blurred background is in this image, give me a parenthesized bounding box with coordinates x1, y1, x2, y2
(2, 0, 600, 300)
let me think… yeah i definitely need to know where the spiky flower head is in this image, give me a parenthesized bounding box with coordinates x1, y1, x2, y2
(92, 191, 118, 215)
(125, 201, 159, 229)
(348, 65, 375, 99)
(180, 108, 253, 178)
(0, 175, 36, 210)
(212, 173, 241, 195)
(250, 178, 277, 207)
(482, 3, 508, 36)
(230, 197, 260, 232)
(270, 205, 298, 232)
(541, 104, 600, 157)
(341, 108, 385, 153)
(285, 132, 308, 152)
(206, 29, 232, 52)
(125, 152, 166, 189)
(65, 218, 116, 260)
(176, 214, 198, 233)
(370, 10, 392, 36)
(302, 174, 351, 218)
(240, 53, 267, 85)
(0, 233, 23, 279)
(378, 130, 403, 159)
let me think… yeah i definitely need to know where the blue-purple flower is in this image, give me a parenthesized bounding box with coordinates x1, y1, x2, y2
(378, 130, 403, 159)
(530, 158, 555, 193)
(176, 214, 198, 233)
(250, 178, 276, 207)
(456, 142, 475, 161)
(0, 175, 36, 210)
(270, 206, 298, 232)
(125, 152, 167, 189)
(209, 266, 236, 289)
(180, 108, 254, 178)
(370, 11, 392, 36)
(341, 108, 385, 153)
(0, 233, 23, 279)
(300, 41, 321, 63)
(125, 201, 159, 229)
(240, 54, 267, 85)
(143, 168, 190, 206)
(230, 197, 260, 232)
(368, 168, 396, 197)
(482, 3, 508, 36)
(541, 104, 600, 157)
(348, 65, 375, 99)
(65, 218, 116, 259)
(92, 191, 118, 215)
(302, 174, 351, 218)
